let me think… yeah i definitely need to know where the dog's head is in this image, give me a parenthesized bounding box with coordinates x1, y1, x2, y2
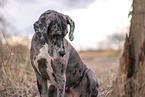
(33, 10, 75, 59)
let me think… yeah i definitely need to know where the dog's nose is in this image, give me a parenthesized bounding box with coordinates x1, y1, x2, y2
(59, 51, 66, 57)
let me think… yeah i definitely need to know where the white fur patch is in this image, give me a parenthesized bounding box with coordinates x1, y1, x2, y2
(34, 43, 57, 86)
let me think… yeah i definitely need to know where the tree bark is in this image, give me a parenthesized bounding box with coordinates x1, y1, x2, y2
(111, 0, 145, 97)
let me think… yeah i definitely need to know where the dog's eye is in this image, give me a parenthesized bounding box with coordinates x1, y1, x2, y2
(43, 33, 47, 37)
(53, 34, 60, 38)
(53, 35, 58, 37)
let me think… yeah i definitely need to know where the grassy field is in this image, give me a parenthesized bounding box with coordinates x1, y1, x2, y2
(0, 42, 121, 96)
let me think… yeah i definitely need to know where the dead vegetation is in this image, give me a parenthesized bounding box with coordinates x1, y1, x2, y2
(0, 40, 39, 96)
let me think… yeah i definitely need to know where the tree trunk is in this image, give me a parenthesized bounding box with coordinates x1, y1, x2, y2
(111, 0, 145, 97)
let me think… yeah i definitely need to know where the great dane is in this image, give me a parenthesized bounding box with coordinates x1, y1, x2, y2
(30, 10, 99, 97)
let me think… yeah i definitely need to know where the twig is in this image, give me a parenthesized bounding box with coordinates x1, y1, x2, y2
(105, 86, 112, 97)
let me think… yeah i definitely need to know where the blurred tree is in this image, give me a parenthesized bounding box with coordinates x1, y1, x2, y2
(107, 33, 125, 50)
(111, 0, 145, 97)
(98, 33, 125, 50)
(108, 33, 125, 42)
(0, 0, 6, 25)
(0, 0, 11, 45)
(0, 0, 6, 42)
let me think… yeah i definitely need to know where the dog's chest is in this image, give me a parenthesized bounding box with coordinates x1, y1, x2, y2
(34, 43, 57, 85)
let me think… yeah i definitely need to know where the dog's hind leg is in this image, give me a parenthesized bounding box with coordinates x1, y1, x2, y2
(86, 69, 99, 97)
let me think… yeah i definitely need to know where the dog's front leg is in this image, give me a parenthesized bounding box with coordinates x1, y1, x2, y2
(56, 73, 66, 97)
(37, 77, 48, 97)
(51, 59, 66, 97)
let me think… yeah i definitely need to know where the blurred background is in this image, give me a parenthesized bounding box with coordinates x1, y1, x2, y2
(0, 0, 132, 96)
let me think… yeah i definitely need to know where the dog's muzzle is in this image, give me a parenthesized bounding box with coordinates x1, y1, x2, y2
(59, 50, 66, 57)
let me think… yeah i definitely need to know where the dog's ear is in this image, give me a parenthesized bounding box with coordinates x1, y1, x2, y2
(33, 18, 51, 43)
(66, 15, 75, 41)
(33, 18, 51, 34)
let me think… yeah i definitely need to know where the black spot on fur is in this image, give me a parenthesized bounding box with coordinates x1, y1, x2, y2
(75, 62, 79, 68)
(37, 58, 50, 80)
(58, 24, 60, 27)
(34, 57, 36, 60)
(72, 82, 76, 85)
(37, 80, 42, 95)
(59, 88, 63, 94)
(72, 70, 77, 76)
(52, 73, 57, 82)
(61, 63, 64, 74)
(51, 60, 56, 73)
(63, 79, 65, 82)
(47, 12, 51, 14)
(54, 25, 56, 28)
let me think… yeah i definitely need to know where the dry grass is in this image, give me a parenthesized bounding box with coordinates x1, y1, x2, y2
(0, 41, 39, 96)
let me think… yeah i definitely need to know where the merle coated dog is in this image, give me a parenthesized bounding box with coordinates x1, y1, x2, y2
(30, 10, 99, 97)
